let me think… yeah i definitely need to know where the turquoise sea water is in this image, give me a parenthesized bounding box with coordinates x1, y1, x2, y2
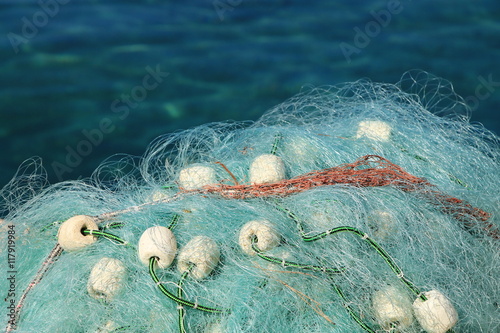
(0, 0, 499, 188)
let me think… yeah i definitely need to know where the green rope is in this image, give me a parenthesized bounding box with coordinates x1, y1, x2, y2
(275, 205, 426, 301)
(40, 220, 64, 233)
(270, 133, 283, 155)
(331, 282, 375, 333)
(148, 257, 228, 314)
(168, 214, 182, 231)
(102, 222, 125, 229)
(109, 326, 150, 332)
(110, 326, 131, 332)
(82, 229, 130, 247)
(448, 174, 468, 188)
(399, 146, 428, 162)
(177, 269, 190, 333)
(42, 219, 124, 233)
(251, 237, 345, 274)
(42, 218, 125, 243)
(399, 146, 468, 188)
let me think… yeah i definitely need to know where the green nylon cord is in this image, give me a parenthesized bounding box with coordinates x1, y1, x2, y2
(82, 229, 130, 247)
(109, 326, 150, 332)
(331, 282, 375, 333)
(270, 133, 283, 155)
(399, 145, 468, 188)
(102, 222, 125, 229)
(250, 228, 375, 333)
(275, 205, 426, 301)
(148, 257, 228, 314)
(177, 263, 195, 333)
(168, 214, 181, 231)
(40, 220, 64, 233)
(251, 238, 345, 274)
(251, 234, 375, 333)
(177, 269, 190, 333)
(42, 218, 124, 234)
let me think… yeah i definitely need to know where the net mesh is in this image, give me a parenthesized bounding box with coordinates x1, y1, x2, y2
(1, 71, 499, 333)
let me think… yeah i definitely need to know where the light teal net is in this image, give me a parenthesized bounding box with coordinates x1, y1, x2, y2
(1, 71, 498, 333)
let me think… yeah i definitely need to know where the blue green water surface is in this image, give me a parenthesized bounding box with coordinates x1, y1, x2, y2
(0, 0, 499, 187)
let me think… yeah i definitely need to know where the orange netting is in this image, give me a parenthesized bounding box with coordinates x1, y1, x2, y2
(189, 155, 497, 240)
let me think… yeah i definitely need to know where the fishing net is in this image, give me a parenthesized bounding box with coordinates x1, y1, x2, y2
(1, 71, 499, 333)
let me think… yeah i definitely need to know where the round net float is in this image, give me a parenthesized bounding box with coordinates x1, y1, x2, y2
(239, 220, 280, 255)
(356, 120, 392, 141)
(284, 135, 321, 163)
(249, 154, 286, 184)
(204, 320, 225, 333)
(177, 236, 220, 280)
(57, 215, 98, 251)
(150, 189, 171, 202)
(87, 257, 126, 302)
(413, 290, 458, 333)
(138, 226, 177, 269)
(372, 285, 414, 330)
(92, 320, 119, 333)
(179, 165, 217, 190)
(369, 210, 397, 240)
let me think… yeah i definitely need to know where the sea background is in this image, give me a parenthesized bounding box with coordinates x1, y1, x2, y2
(0, 0, 499, 188)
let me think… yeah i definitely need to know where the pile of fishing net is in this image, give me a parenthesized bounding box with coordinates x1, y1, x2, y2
(1, 71, 499, 333)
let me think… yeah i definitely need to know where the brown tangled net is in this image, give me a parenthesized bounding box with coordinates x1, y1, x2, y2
(197, 155, 497, 240)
